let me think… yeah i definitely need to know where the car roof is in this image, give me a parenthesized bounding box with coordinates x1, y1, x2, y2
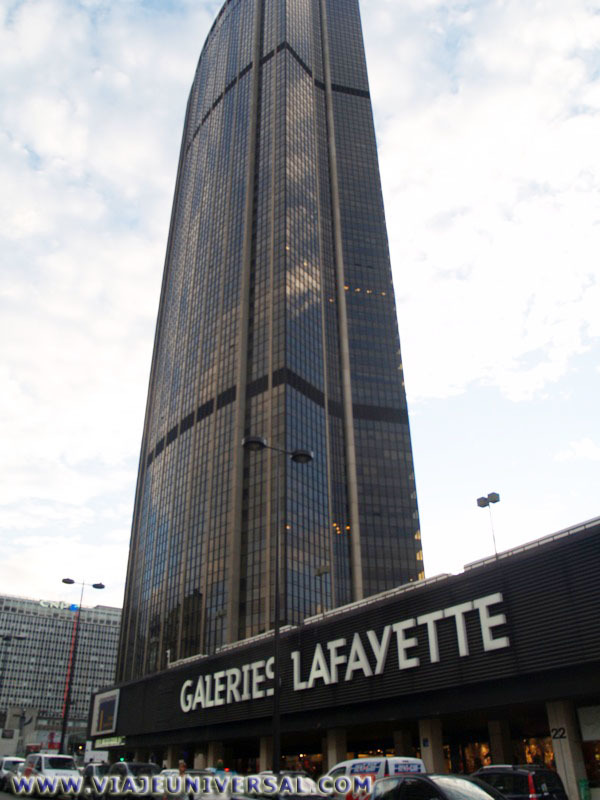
(30, 753, 72, 757)
(477, 765, 554, 773)
(28, 754, 74, 760)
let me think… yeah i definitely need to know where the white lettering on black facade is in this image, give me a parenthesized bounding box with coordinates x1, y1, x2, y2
(179, 592, 510, 713)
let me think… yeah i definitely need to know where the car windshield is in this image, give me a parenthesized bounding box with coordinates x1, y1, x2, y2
(429, 776, 500, 800)
(91, 765, 109, 776)
(535, 773, 565, 794)
(4, 760, 24, 769)
(44, 758, 77, 770)
(373, 778, 403, 800)
(468, 777, 510, 800)
(184, 771, 214, 781)
(130, 764, 161, 777)
(479, 774, 529, 795)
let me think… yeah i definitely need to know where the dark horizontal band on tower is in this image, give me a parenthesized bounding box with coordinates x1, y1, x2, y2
(145, 369, 408, 469)
(188, 43, 369, 149)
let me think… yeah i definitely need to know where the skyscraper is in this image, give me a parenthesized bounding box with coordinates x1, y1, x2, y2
(117, 0, 423, 683)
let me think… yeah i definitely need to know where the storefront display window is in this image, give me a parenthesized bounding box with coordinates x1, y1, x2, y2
(582, 742, 600, 788)
(518, 738, 555, 768)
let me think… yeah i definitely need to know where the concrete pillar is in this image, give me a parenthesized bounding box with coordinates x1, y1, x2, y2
(166, 745, 179, 768)
(193, 748, 207, 769)
(260, 737, 273, 772)
(488, 720, 512, 764)
(546, 700, 587, 800)
(207, 741, 225, 768)
(419, 719, 446, 774)
(324, 728, 347, 772)
(394, 730, 414, 757)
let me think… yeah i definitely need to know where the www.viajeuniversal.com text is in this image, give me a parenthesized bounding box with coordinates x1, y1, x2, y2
(12, 774, 372, 796)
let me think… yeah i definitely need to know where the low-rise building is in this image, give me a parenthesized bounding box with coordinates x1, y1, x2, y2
(91, 517, 600, 800)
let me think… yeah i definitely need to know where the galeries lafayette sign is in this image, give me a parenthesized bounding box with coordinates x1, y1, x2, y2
(180, 591, 509, 713)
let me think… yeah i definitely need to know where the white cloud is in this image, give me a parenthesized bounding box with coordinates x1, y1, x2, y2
(363, 0, 600, 403)
(555, 437, 600, 462)
(1, 0, 599, 611)
(0, 0, 213, 605)
(1, 530, 127, 608)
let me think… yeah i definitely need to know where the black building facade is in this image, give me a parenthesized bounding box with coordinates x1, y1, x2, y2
(118, 0, 422, 683)
(94, 519, 600, 798)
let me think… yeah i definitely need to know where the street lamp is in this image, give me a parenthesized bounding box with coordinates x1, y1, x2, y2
(59, 579, 105, 754)
(241, 435, 314, 773)
(477, 492, 500, 557)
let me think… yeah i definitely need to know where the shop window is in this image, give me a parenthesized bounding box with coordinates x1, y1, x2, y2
(582, 741, 600, 788)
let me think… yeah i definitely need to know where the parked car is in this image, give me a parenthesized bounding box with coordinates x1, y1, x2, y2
(326, 758, 427, 800)
(371, 774, 509, 800)
(106, 762, 162, 797)
(83, 762, 110, 795)
(229, 773, 323, 800)
(4, 761, 28, 794)
(163, 768, 216, 800)
(20, 753, 82, 797)
(328, 758, 427, 780)
(0, 756, 25, 792)
(190, 769, 240, 800)
(473, 765, 568, 800)
(0, 757, 25, 791)
(258, 771, 311, 778)
(23, 752, 81, 777)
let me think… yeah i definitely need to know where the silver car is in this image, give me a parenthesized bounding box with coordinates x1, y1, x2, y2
(0, 758, 25, 791)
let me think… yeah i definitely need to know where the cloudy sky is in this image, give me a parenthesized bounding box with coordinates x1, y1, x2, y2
(1, 0, 599, 610)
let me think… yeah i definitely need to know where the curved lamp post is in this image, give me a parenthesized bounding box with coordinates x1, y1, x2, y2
(242, 435, 313, 773)
(59, 578, 104, 753)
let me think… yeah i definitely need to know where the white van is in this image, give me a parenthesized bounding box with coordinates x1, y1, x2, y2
(328, 756, 426, 780)
(23, 753, 82, 785)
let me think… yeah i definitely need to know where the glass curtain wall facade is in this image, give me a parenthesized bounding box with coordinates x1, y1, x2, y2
(117, 0, 423, 683)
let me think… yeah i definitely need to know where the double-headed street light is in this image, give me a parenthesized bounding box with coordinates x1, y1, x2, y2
(60, 578, 105, 754)
(477, 492, 500, 557)
(242, 435, 313, 464)
(242, 435, 314, 773)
